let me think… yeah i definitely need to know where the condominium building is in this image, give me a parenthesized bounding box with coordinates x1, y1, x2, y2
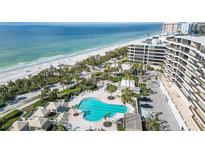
(128, 33, 205, 130)
(191, 22, 205, 35)
(164, 35, 205, 130)
(179, 22, 192, 35)
(127, 37, 166, 65)
(163, 22, 205, 35)
(162, 23, 179, 34)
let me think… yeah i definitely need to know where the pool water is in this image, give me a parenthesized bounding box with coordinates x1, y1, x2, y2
(78, 97, 127, 122)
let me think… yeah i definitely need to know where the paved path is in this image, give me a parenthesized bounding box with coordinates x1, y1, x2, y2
(161, 75, 200, 131)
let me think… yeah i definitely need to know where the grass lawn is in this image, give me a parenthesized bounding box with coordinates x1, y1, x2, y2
(22, 99, 48, 118)
(0, 109, 23, 130)
(58, 86, 81, 98)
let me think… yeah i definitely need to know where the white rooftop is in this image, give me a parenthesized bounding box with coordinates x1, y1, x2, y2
(10, 121, 29, 131)
(127, 40, 147, 46)
(121, 63, 131, 71)
(127, 35, 166, 47)
(110, 63, 119, 68)
(28, 117, 49, 129)
(81, 71, 89, 76)
(133, 87, 140, 93)
(120, 79, 135, 89)
(32, 107, 49, 117)
(120, 79, 140, 94)
(46, 102, 60, 111)
(175, 35, 205, 46)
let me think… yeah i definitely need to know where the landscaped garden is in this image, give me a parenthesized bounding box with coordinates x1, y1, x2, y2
(0, 110, 23, 131)
(0, 45, 154, 131)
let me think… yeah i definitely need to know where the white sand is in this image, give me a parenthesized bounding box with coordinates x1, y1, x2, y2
(0, 37, 148, 85)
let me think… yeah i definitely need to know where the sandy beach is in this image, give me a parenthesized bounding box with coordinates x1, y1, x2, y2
(0, 38, 147, 85)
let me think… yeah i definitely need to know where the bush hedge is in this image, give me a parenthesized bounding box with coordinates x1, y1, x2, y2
(0, 109, 23, 130)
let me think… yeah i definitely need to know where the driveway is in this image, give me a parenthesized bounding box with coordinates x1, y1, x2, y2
(139, 71, 180, 131)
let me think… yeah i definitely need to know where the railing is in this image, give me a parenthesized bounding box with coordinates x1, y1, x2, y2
(159, 79, 189, 131)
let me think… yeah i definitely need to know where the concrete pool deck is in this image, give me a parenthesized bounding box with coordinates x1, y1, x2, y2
(67, 88, 134, 131)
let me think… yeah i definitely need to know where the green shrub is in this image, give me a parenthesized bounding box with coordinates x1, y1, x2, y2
(117, 125, 126, 131)
(23, 99, 48, 114)
(139, 83, 146, 89)
(109, 76, 122, 83)
(0, 101, 6, 109)
(1, 110, 22, 121)
(139, 83, 149, 96)
(32, 100, 48, 109)
(57, 124, 67, 131)
(0, 109, 23, 130)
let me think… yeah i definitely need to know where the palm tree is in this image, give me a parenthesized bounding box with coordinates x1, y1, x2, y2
(104, 113, 111, 120)
(146, 118, 161, 131)
(121, 93, 131, 105)
(41, 87, 50, 100)
(7, 81, 16, 89)
(0, 85, 16, 103)
(121, 88, 135, 106)
(0, 46, 129, 107)
(124, 71, 133, 80)
(131, 63, 140, 75)
(145, 112, 163, 131)
(139, 63, 144, 84)
(60, 80, 65, 90)
(72, 104, 80, 115)
(106, 84, 117, 99)
(48, 89, 59, 101)
(74, 74, 82, 84)
(60, 76, 72, 89)
(159, 63, 164, 73)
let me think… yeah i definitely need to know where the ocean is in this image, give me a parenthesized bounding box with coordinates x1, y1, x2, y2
(0, 22, 162, 71)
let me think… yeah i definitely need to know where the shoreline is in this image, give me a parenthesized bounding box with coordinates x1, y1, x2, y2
(0, 36, 154, 85)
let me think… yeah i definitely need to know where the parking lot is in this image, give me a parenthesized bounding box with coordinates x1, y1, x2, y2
(139, 71, 180, 131)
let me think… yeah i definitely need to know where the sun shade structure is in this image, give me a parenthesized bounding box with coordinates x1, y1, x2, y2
(120, 79, 135, 89)
(121, 63, 131, 71)
(10, 121, 29, 131)
(46, 102, 60, 112)
(32, 107, 49, 118)
(28, 117, 51, 131)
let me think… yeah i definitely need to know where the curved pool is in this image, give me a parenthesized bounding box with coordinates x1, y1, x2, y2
(78, 97, 127, 122)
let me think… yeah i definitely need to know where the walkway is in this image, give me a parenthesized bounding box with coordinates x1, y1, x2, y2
(161, 75, 200, 131)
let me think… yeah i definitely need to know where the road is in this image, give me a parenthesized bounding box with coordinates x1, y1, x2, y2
(0, 83, 63, 117)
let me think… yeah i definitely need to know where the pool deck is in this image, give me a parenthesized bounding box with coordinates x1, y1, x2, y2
(67, 87, 134, 131)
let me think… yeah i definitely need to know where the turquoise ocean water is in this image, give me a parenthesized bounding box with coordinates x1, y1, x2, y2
(0, 22, 162, 72)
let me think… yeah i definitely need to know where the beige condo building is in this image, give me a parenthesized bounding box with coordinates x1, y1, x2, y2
(162, 23, 178, 34)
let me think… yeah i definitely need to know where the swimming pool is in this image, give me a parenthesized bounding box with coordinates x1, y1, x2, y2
(78, 97, 127, 122)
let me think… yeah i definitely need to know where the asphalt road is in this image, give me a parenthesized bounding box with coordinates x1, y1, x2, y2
(0, 83, 63, 117)
(139, 71, 180, 131)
